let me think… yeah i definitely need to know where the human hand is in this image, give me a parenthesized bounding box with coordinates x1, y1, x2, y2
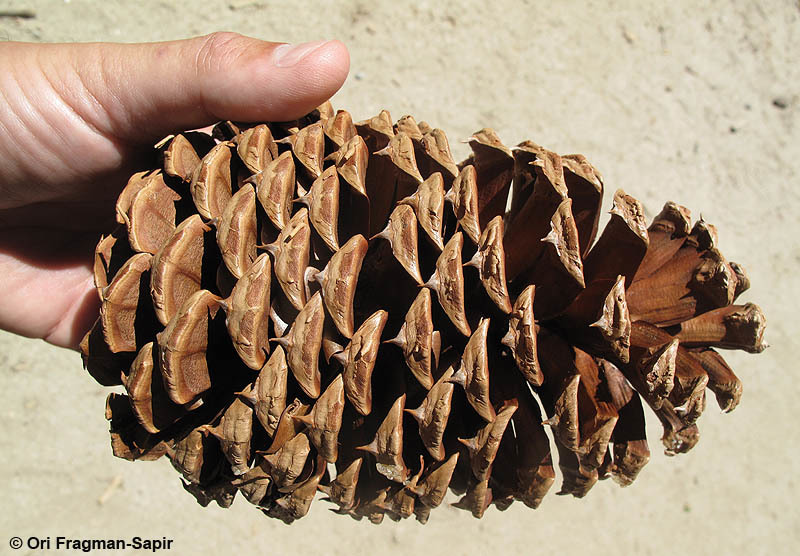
(0, 33, 349, 350)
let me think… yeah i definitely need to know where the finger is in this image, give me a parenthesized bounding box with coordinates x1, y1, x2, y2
(32, 33, 350, 143)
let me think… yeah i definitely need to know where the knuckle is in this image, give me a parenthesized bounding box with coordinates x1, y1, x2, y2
(193, 31, 250, 74)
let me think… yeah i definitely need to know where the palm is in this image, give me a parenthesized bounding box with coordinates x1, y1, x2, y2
(0, 141, 144, 349)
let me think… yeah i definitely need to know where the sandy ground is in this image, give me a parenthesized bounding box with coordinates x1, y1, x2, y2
(0, 1, 798, 554)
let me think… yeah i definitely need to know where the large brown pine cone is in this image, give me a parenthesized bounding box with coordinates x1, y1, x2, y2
(82, 102, 767, 524)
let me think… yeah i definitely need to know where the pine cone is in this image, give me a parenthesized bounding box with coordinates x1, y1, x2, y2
(82, 102, 767, 524)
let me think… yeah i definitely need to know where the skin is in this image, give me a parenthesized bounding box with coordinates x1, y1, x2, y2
(0, 33, 350, 349)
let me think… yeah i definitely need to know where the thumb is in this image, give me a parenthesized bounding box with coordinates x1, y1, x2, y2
(37, 33, 350, 143)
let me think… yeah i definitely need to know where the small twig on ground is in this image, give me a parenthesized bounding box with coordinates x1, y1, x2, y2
(0, 9, 36, 19)
(97, 475, 123, 505)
